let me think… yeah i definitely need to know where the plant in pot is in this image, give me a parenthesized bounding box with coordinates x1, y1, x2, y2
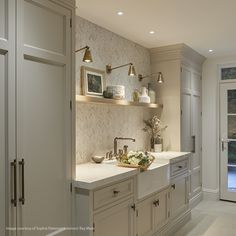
(143, 116, 167, 152)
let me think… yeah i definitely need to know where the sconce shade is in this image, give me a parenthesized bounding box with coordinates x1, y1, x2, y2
(83, 48, 93, 63)
(157, 72, 164, 83)
(128, 64, 136, 76)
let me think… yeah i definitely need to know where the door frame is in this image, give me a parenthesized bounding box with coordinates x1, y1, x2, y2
(218, 63, 236, 201)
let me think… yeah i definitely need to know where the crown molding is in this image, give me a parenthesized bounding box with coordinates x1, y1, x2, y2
(50, 0, 75, 9)
(150, 43, 206, 67)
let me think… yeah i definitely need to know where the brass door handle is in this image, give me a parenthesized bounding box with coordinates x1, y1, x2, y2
(191, 135, 196, 153)
(171, 184, 175, 190)
(221, 139, 229, 152)
(11, 160, 17, 207)
(19, 159, 25, 205)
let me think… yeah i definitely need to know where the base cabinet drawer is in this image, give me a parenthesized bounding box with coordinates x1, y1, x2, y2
(93, 179, 134, 210)
(170, 159, 188, 177)
(93, 198, 134, 236)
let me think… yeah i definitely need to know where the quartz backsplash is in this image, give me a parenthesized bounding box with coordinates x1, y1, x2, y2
(76, 16, 155, 164)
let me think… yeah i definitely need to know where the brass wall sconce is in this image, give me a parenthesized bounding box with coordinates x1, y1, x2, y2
(138, 72, 164, 83)
(106, 63, 136, 76)
(75, 45, 93, 63)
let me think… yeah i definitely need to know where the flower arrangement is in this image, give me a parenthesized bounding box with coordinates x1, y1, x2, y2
(143, 116, 167, 150)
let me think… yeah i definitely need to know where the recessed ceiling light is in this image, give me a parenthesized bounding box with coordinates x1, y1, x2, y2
(149, 31, 155, 34)
(117, 11, 124, 16)
(208, 49, 214, 52)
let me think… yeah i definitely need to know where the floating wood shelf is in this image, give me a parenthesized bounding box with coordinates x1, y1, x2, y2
(76, 95, 163, 109)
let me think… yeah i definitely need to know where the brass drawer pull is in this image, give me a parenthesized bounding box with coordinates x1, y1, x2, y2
(113, 190, 120, 196)
(153, 199, 159, 207)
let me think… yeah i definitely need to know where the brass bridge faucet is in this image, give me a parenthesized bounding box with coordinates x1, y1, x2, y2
(114, 137, 136, 156)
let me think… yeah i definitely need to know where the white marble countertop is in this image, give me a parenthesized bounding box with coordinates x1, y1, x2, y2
(151, 151, 191, 163)
(74, 151, 191, 190)
(74, 162, 139, 190)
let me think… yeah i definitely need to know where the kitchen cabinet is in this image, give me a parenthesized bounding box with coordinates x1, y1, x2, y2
(135, 187, 169, 236)
(75, 152, 191, 236)
(75, 177, 135, 236)
(136, 195, 156, 236)
(0, 1, 17, 235)
(93, 198, 134, 236)
(181, 65, 202, 206)
(169, 157, 190, 219)
(0, 0, 75, 235)
(150, 44, 205, 208)
(170, 176, 189, 218)
(153, 188, 169, 231)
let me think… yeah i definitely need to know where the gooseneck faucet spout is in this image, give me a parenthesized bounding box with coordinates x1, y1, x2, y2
(114, 137, 136, 156)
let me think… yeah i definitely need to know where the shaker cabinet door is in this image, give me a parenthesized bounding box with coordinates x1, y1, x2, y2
(16, 0, 72, 235)
(94, 199, 134, 236)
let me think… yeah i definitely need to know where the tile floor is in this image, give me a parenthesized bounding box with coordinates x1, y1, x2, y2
(174, 200, 236, 236)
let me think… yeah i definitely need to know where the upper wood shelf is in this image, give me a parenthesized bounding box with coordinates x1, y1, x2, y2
(76, 95, 163, 109)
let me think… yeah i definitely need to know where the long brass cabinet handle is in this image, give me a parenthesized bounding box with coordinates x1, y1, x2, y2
(19, 158, 25, 205)
(192, 135, 196, 153)
(11, 160, 17, 207)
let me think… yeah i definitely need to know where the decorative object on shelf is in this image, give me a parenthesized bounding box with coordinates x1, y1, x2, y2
(106, 85, 125, 100)
(81, 66, 105, 97)
(143, 116, 168, 152)
(132, 89, 140, 102)
(92, 156, 105, 163)
(106, 63, 136, 76)
(117, 151, 155, 171)
(138, 72, 164, 83)
(75, 45, 93, 62)
(139, 86, 150, 103)
(147, 83, 156, 103)
(103, 90, 113, 99)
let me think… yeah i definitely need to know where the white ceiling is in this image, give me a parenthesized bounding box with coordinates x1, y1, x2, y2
(76, 0, 236, 57)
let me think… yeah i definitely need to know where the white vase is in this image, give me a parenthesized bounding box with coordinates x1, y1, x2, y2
(139, 86, 150, 103)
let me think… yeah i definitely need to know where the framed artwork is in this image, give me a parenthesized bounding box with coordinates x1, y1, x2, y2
(81, 66, 106, 96)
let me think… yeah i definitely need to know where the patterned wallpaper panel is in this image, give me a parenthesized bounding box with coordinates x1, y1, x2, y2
(75, 16, 155, 163)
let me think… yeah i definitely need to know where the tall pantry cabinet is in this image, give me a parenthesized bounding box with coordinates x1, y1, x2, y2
(0, 0, 75, 235)
(150, 44, 205, 207)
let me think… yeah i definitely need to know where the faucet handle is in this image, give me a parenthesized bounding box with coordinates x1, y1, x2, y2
(123, 145, 128, 154)
(105, 151, 110, 159)
(118, 149, 123, 156)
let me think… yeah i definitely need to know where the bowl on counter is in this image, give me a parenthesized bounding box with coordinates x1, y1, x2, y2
(92, 156, 105, 164)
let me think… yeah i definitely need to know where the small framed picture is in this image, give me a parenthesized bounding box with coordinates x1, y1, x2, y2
(81, 66, 106, 96)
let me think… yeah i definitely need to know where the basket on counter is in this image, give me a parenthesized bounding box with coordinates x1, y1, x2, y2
(117, 152, 155, 171)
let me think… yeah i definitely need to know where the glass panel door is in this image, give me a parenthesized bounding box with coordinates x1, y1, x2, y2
(227, 90, 236, 191)
(220, 84, 236, 201)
